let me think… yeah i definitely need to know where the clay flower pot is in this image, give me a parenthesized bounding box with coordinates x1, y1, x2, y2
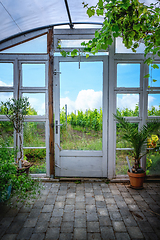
(128, 170, 146, 189)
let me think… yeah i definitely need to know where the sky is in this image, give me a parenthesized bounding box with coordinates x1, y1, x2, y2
(0, 35, 160, 116)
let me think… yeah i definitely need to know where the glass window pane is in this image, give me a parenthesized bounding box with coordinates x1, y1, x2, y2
(23, 93, 45, 116)
(23, 122, 45, 147)
(117, 94, 139, 117)
(0, 63, 13, 86)
(116, 37, 145, 53)
(116, 123, 138, 148)
(2, 35, 47, 54)
(149, 64, 160, 87)
(148, 94, 160, 116)
(59, 39, 91, 48)
(60, 61, 103, 150)
(0, 92, 13, 104)
(22, 64, 45, 87)
(23, 149, 46, 174)
(0, 121, 14, 147)
(117, 63, 140, 87)
(116, 150, 134, 175)
(146, 151, 160, 176)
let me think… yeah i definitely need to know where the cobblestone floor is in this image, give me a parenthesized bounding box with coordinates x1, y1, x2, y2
(0, 182, 160, 240)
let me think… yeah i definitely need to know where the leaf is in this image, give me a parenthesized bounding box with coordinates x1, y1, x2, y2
(152, 64, 159, 69)
(86, 54, 90, 58)
(144, 74, 150, 78)
(153, 79, 157, 82)
(87, 8, 95, 17)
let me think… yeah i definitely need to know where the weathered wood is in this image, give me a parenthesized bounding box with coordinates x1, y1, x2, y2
(47, 28, 55, 177)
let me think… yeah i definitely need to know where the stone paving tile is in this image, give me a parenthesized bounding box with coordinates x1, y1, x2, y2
(49, 216, 62, 227)
(127, 226, 144, 239)
(1, 182, 160, 239)
(1, 234, 17, 240)
(45, 227, 60, 240)
(74, 228, 87, 240)
(59, 232, 73, 240)
(17, 227, 33, 239)
(88, 232, 101, 240)
(115, 232, 131, 240)
(100, 226, 115, 240)
(113, 221, 127, 232)
(87, 221, 100, 232)
(24, 218, 38, 227)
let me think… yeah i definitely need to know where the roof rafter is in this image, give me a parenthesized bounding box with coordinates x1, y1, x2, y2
(64, 0, 74, 29)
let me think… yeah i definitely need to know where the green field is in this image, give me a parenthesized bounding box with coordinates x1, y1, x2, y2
(0, 104, 160, 175)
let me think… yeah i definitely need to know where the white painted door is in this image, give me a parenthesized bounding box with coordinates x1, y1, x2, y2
(54, 56, 108, 177)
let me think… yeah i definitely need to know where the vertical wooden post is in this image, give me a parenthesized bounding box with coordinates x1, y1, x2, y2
(47, 28, 55, 177)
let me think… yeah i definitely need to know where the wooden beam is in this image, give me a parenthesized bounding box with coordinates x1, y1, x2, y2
(47, 28, 55, 177)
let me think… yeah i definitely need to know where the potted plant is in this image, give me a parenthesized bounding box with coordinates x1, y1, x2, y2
(0, 140, 42, 203)
(114, 114, 160, 189)
(1, 97, 31, 170)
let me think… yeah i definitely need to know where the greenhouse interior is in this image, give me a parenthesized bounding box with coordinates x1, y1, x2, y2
(0, 1, 160, 240)
(0, 0, 160, 180)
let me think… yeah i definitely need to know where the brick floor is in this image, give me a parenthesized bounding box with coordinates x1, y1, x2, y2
(0, 182, 160, 239)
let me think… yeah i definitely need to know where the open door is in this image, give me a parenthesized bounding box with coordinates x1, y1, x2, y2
(54, 56, 108, 177)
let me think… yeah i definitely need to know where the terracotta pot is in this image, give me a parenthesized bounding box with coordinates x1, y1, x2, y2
(128, 170, 146, 189)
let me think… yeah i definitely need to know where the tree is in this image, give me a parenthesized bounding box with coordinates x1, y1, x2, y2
(1, 97, 30, 166)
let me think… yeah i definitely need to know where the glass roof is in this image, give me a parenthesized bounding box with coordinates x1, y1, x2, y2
(0, 0, 103, 43)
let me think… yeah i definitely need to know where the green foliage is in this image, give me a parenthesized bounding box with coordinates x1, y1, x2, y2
(1, 97, 30, 133)
(114, 113, 160, 171)
(61, 0, 160, 75)
(30, 162, 46, 174)
(82, 0, 160, 65)
(146, 152, 160, 175)
(23, 149, 46, 161)
(0, 140, 42, 203)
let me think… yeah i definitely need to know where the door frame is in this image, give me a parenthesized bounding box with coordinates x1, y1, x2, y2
(54, 55, 109, 177)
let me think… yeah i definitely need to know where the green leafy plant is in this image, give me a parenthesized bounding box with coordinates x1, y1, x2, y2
(59, 0, 160, 80)
(114, 114, 160, 173)
(0, 140, 42, 203)
(1, 97, 30, 166)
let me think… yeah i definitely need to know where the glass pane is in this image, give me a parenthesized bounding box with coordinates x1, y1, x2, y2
(116, 123, 138, 148)
(23, 122, 45, 147)
(146, 152, 160, 176)
(149, 64, 160, 87)
(23, 149, 46, 174)
(60, 61, 103, 150)
(0, 121, 14, 147)
(2, 35, 47, 54)
(117, 63, 140, 87)
(23, 93, 45, 116)
(116, 150, 134, 175)
(0, 63, 13, 86)
(117, 94, 139, 117)
(148, 94, 160, 116)
(116, 37, 145, 53)
(0, 92, 13, 104)
(22, 64, 45, 87)
(59, 39, 90, 48)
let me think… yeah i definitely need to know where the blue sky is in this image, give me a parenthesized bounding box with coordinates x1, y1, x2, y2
(0, 36, 160, 115)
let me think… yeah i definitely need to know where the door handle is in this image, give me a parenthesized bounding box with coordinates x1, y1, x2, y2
(56, 120, 63, 134)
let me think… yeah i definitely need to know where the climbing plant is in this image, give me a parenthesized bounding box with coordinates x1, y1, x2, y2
(59, 0, 160, 76)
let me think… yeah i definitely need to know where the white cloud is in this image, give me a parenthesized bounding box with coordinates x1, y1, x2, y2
(28, 97, 45, 115)
(0, 92, 13, 103)
(0, 80, 12, 87)
(60, 89, 102, 113)
(117, 94, 139, 110)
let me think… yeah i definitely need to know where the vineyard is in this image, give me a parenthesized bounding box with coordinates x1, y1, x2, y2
(0, 103, 160, 175)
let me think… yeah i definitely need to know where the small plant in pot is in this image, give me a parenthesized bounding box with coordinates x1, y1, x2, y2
(0, 140, 42, 204)
(114, 114, 160, 189)
(1, 97, 31, 170)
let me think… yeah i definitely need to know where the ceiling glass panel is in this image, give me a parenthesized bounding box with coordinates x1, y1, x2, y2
(0, 0, 103, 42)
